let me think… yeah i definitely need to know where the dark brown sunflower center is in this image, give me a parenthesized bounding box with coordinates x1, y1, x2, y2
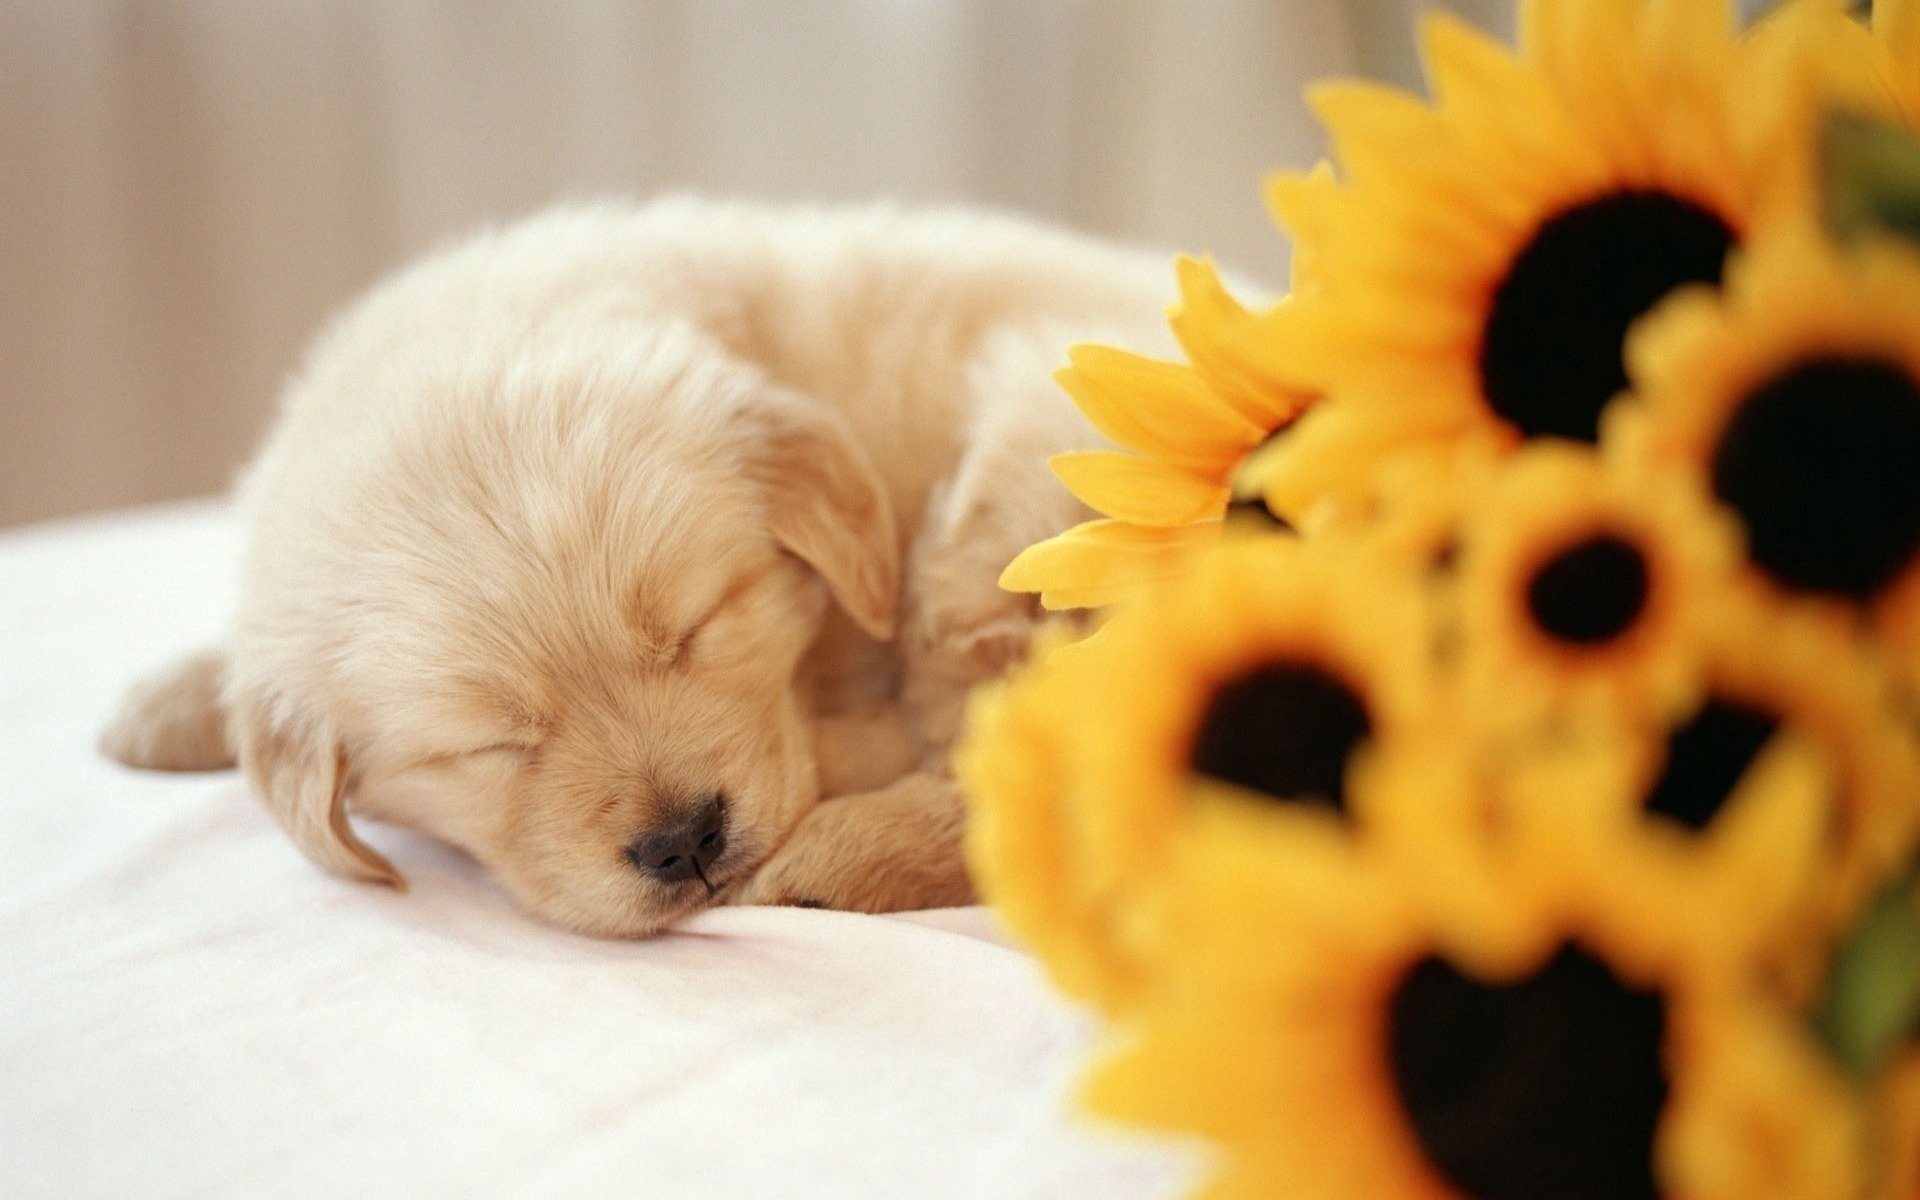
(1387, 945, 1669, 1200)
(1524, 533, 1649, 645)
(1644, 697, 1779, 832)
(1712, 356, 1920, 601)
(1481, 190, 1736, 443)
(1189, 661, 1371, 811)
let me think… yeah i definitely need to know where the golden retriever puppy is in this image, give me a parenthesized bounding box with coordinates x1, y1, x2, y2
(100, 199, 1179, 936)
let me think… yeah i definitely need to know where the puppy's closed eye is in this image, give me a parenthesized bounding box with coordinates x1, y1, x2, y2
(407, 740, 538, 772)
(465, 740, 540, 760)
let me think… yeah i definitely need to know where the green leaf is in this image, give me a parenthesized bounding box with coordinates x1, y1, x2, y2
(1823, 113, 1920, 247)
(1817, 867, 1920, 1079)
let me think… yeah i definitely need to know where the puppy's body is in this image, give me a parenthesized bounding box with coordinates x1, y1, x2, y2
(104, 199, 1182, 935)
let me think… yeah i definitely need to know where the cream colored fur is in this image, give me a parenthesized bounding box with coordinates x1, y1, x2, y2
(100, 198, 1177, 936)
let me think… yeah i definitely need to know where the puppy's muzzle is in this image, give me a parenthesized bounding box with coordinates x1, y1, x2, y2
(626, 794, 727, 890)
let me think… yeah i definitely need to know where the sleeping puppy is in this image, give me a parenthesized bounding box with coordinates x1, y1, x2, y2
(100, 199, 1178, 936)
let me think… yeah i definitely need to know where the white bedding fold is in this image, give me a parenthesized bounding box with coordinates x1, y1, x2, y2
(0, 504, 1194, 1199)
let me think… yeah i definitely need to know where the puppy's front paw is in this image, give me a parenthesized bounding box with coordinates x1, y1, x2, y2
(730, 839, 855, 910)
(900, 586, 1042, 753)
(732, 773, 974, 913)
(729, 869, 824, 910)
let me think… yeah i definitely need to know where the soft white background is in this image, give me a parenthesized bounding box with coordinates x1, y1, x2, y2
(0, 0, 1521, 530)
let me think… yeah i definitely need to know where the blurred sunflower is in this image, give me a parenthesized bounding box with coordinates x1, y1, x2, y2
(1252, 0, 1792, 520)
(1355, 694, 1830, 995)
(1354, 576, 1919, 998)
(1506, 707, 1836, 981)
(1659, 599, 1920, 938)
(1858, 0, 1919, 130)
(1060, 537, 1431, 900)
(1084, 808, 1864, 1200)
(1451, 443, 1735, 723)
(1000, 257, 1319, 610)
(957, 627, 1141, 1014)
(1743, 0, 1920, 165)
(1234, 415, 1496, 580)
(1616, 229, 1920, 674)
(1482, 592, 1917, 1005)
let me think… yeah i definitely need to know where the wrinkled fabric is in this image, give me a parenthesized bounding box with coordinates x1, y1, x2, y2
(0, 503, 1196, 1200)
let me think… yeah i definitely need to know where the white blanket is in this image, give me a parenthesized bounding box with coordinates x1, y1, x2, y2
(0, 504, 1195, 1199)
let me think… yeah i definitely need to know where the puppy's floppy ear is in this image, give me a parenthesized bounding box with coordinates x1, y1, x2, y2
(234, 693, 403, 889)
(740, 389, 900, 640)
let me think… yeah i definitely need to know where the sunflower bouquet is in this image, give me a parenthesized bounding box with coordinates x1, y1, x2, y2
(957, 2, 1920, 1197)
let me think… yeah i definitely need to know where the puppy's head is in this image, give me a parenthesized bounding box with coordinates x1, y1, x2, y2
(227, 322, 897, 935)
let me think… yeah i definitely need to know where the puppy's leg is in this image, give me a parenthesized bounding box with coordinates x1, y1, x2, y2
(732, 772, 972, 913)
(813, 706, 923, 797)
(900, 322, 1115, 759)
(100, 646, 236, 771)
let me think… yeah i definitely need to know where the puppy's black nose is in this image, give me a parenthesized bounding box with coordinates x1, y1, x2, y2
(626, 795, 727, 885)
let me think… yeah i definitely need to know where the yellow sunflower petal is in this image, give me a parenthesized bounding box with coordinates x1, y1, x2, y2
(1056, 346, 1264, 474)
(1166, 256, 1316, 431)
(1080, 1002, 1278, 1143)
(1641, 0, 1733, 81)
(958, 641, 1140, 1013)
(1880, 0, 1920, 69)
(1049, 450, 1229, 528)
(1308, 80, 1457, 188)
(1310, 79, 1528, 255)
(1522, 0, 1636, 99)
(1263, 162, 1341, 292)
(999, 518, 1220, 610)
(1424, 7, 1538, 112)
(1426, 9, 1605, 185)
(1254, 400, 1486, 521)
(1426, 9, 1581, 156)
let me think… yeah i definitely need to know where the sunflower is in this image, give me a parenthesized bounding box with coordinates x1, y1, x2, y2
(956, 626, 1145, 1014)
(1357, 573, 1917, 989)
(1616, 228, 1920, 676)
(1468, 588, 1916, 998)
(1451, 442, 1736, 724)
(1354, 702, 1829, 998)
(1059, 536, 1432, 904)
(1860, 0, 1920, 131)
(1232, 411, 1495, 579)
(1741, 0, 1920, 201)
(1084, 800, 1865, 1200)
(1735, 0, 1912, 249)
(1252, 0, 1791, 521)
(998, 255, 1320, 610)
(1648, 595, 1920, 940)
(1503, 699, 1838, 982)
